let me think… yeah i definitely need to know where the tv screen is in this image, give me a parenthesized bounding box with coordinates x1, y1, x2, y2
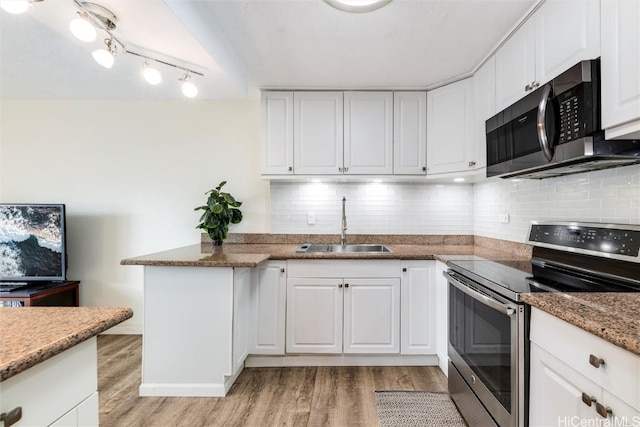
(0, 204, 67, 282)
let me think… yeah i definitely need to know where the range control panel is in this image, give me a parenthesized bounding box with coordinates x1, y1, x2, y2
(529, 223, 640, 260)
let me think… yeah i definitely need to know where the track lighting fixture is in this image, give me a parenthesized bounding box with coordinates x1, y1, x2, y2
(179, 73, 198, 98)
(143, 61, 162, 85)
(4, 0, 205, 97)
(0, 0, 42, 15)
(92, 37, 116, 69)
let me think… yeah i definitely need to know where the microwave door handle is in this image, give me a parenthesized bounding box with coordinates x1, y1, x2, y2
(537, 84, 555, 162)
(445, 272, 512, 316)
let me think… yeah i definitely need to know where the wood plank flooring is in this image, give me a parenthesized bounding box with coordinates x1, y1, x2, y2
(98, 335, 448, 427)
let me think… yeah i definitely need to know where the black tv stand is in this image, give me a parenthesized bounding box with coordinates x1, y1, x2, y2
(0, 281, 80, 307)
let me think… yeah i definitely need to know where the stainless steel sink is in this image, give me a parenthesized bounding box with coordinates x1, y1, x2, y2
(295, 244, 392, 254)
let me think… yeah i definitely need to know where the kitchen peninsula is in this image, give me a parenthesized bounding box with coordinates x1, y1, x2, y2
(122, 233, 640, 402)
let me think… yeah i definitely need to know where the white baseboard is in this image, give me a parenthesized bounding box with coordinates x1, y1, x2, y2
(245, 354, 439, 367)
(139, 383, 227, 397)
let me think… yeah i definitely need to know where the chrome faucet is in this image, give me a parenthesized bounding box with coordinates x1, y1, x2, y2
(341, 196, 347, 245)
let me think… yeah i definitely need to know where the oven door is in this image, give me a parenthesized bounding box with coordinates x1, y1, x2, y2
(445, 271, 527, 427)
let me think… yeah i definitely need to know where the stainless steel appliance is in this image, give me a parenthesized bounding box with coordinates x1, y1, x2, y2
(486, 59, 640, 179)
(446, 222, 640, 427)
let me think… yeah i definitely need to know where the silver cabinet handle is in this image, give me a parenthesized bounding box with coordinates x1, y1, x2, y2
(1, 407, 22, 427)
(345, 283, 349, 288)
(531, 81, 540, 89)
(402, 267, 407, 272)
(422, 166, 426, 172)
(288, 166, 293, 172)
(280, 268, 285, 273)
(468, 161, 476, 167)
(589, 354, 605, 368)
(344, 167, 349, 172)
(525, 83, 533, 91)
(596, 402, 612, 418)
(338, 284, 343, 288)
(581, 393, 597, 407)
(536, 83, 555, 162)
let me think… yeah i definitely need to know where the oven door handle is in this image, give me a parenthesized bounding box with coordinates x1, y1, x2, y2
(445, 271, 514, 316)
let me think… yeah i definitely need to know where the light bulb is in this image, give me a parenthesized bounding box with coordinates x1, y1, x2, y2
(182, 80, 198, 98)
(70, 14, 96, 42)
(143, 64, 162, 85)
(92, 49, 114, 69)
(0, 0, 29, 14)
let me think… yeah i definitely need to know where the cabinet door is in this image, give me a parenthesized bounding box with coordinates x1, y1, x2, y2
(393, 92, 427, 175)
(250, 261, 286, 355)
(400, 261, 436, 355)
(601, 0, 640, 139)
(293, 92, 344, 175)
(435, 261, 449, 375)
(286, 278, 343, 353)
(75, 392, 99, 427)
(426, 78, 475, 175)
(343, 278, 400, 354)
(261, 91, 294, 175)
(232, 268, 252, 373)
(495, 19, 536, 112)
(472, 57, 495, 170)
(534, 0, 600, 86)
(530, 343, 601, 427)
(343, 91, 393, 175)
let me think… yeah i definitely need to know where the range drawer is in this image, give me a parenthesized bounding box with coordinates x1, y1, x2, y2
(530, 307, 640, 409)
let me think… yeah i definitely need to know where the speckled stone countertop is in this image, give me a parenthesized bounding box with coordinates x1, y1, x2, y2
(521, 293, 640, 356)
(0, 307, 133, 382)
(120, 233, 533, 267)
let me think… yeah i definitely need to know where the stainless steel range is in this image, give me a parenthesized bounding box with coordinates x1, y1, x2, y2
(445, 222, 640, 427)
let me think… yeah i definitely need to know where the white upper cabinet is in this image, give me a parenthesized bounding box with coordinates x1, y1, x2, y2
(495, 0, 600, 112)
(261, 91, 294, 175)
(344, 92, 394, 175)
(426, 77, 476, 175)
(472, 57, 496, 170)
(293, 92, 344, 175)
(495, 19, 536, 112)
(393, 92, 427, 175)
(601, 0, 640, 139)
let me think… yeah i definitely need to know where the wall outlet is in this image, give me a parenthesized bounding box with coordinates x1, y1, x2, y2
(499, 213, 510, 223)
(307, 212, 315, 225)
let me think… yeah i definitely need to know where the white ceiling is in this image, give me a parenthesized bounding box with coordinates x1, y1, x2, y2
(0, 0, 538, 100)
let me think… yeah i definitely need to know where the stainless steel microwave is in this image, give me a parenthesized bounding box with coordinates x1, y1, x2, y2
(486, 59, 640, 179)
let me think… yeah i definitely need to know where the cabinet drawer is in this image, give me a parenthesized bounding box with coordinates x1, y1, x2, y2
(287, 259, 400, 278)
(531, 308, 640, 409)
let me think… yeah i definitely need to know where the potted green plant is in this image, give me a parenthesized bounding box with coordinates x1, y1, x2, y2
(194, 181, 243, 245)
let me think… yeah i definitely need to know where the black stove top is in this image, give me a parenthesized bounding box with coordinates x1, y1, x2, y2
(447, 222, 640, 302)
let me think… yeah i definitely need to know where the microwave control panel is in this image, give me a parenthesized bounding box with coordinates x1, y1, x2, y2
(557, 87, 585, 144)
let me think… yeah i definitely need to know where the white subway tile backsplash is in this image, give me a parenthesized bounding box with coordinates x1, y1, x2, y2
(270, 165, 640, 241)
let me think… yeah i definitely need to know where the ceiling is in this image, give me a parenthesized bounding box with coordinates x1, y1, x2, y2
(0, 0, 538, 100)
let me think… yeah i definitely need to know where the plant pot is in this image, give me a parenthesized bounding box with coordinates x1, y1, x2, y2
(213, 240, 223, 246)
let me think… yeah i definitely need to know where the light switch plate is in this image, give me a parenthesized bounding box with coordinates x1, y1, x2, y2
(307, 212, 315, 225)
(499, 213, 510, 223)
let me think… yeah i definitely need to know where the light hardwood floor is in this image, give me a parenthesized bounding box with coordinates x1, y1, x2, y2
(98, 335, 448, 427)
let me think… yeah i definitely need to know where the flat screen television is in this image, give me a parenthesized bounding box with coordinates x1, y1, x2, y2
(0, 204, 67, 283)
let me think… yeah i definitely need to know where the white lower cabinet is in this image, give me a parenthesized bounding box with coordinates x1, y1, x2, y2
(250, 261, 286, 355)
(434, 261, 449, 375)
(400, 261, 436, 355)
(285, 260, 402, 355)
(530, 308, 640, 427)
(232, 267, 252, 373)
(0, 338, 98, 427)
(286, 277, 400, 354)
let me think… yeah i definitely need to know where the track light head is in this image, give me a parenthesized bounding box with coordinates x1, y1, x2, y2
(1, 0, 30, 14)
(179, 73, 198, 98)
(92, 37, 116, 69)
(143, 61, 162, 85)
(70, 11, 96, 42)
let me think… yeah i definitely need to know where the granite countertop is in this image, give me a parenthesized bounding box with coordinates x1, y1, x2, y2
(0, 306, 133, 382)
(120, 234, 533, 267)
(521, 293, 640, 356)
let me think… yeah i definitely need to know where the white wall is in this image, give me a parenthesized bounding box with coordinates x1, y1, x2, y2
(271, 181, 474, 234)
(0, 99, 269, 333)
(474, 164, 640, 242)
